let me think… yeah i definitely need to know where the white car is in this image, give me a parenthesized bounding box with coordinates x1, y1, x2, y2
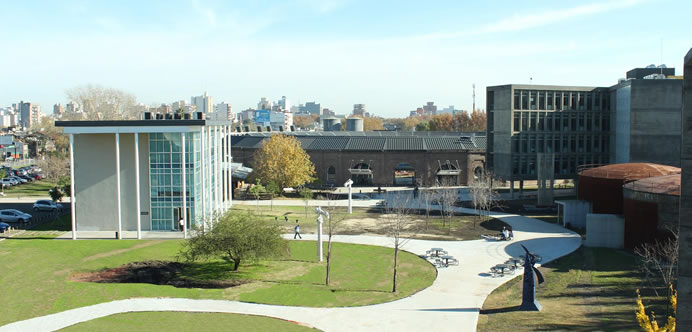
(33, 200, 63, 212)
(10, 176, 27, 184)
(0, 209, 32, 223)
(0, 178, 14, 187)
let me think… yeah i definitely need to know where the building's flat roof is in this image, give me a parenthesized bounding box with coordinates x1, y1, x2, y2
(55, 120, 232, 134)
(486, 84, 607, 91)
(232, 132, 486, 152)
(56, 120, 207, 127)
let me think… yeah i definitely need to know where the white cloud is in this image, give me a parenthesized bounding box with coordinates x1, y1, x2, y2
(418, 0, 646, 40)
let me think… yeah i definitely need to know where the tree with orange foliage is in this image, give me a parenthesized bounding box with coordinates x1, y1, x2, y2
(429, 114, 454, 131)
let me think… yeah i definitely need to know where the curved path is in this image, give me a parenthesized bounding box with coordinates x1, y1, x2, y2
(0, 209, 581, 332)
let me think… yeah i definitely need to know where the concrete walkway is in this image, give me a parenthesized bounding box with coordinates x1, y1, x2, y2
(1, 209, 581, 332)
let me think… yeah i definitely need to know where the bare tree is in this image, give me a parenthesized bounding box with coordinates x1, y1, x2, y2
(66, 84, 138, 120)
(324, 204, 347, 286)
(635, 227, 679, 298)
(437, 188, 458, 231)
(38, 155, 70, 183)
(421, 189, 436, 230)
(469, 173, 501, 228)
(383, 191, 415, 293)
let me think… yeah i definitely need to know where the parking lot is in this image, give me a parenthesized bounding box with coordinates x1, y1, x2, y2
(0, 201, 71, 231)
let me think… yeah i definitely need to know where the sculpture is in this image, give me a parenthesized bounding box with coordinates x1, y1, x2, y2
(519, 244, 545, 311)
(344, 178, 354, 214)
(314, 207, 330, 262)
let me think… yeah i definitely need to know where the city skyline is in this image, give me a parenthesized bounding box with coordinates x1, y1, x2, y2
(1, 0, 690, 117)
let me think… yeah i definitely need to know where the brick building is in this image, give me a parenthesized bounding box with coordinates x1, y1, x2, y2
(231, 131, 486, 187)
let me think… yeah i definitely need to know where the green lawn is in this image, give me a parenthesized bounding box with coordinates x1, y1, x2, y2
(60, 312, 319, 331)
(477, 247, 669, 331)
(1, 179, 54, 197)
(0, 238, 435, 326)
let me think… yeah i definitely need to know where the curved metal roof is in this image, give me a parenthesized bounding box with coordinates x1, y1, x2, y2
(579, 163, 680, 182)
(623, 174, 681, 196)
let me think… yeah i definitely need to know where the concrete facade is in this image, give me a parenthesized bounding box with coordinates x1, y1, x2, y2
(486, 84, 611, 182)
(584, 213, 625, 249)
(610, 78, 683, 167)
(74, 133, 151, 231)
(678, 48, 692, 331)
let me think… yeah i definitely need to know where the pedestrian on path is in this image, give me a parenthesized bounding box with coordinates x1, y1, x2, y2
(294, 224, 302, 239)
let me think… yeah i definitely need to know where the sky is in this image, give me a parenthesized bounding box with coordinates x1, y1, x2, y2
(1, 0, 690, 117)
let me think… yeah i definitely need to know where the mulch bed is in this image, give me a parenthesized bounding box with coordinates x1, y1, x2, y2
(71, 260, 247, 289)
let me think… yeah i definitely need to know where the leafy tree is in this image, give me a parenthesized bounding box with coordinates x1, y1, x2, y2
(363, 117, 385, 131)
(429, 114, 454, 131)
(265, 181, 281, 211)
(253, 134, 315, 190)
(180, 211, 287, 271)
(293, 115, 318, 129)
(248, 179, 265, 211)
(49, 186, 64, 202)
(469, 109, 487, 132)
(415, 121, 430, 131)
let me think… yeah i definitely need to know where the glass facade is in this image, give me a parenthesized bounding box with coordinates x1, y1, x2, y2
(149, 132, 203, 231)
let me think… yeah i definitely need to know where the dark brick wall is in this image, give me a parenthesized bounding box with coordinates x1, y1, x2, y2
(232, 148, 485, 186)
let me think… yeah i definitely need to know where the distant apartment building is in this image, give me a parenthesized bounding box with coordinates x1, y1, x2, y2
(303, 102, 321, 115)
(353, 104, 366, 117)
(191, 92, 213, 114)
(53, 103, 64, 116)
(19, 101, 40, 128)
(610, 67, 683, 167)
(486, 84, 611, 187)
(213, 102, 233, 122)
(66, 102, 79, 113)
(322, 108, 335, 116)
(437, 105, 456, 115)
(257, 97, 272, 110)
(423, 102, 437, 115)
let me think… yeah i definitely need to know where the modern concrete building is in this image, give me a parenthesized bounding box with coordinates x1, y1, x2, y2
(678, 47, 692, 331)
(214, 102, 233, 121)
(486, 84, 611, 188)
(56, 118, 234, 240)
(610, 71, 683, 167)
(353, 104, 366, 117)
(53, 103, 64, 117)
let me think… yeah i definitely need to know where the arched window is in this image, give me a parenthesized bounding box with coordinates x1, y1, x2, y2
(327, 166, 336, 183)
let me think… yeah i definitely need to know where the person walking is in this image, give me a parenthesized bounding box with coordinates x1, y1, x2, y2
(179, 218, 184, 232)
(294, 224, 302, 239)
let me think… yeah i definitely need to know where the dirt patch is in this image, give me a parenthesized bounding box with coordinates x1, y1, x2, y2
(71, 260, 247, 289)
(82, 241, 163, 262)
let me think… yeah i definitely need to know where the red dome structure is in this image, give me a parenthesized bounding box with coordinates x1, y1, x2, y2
(578, 163, 680, 215)
(622, 174, 681, 248)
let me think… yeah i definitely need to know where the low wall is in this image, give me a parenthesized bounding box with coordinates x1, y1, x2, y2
(585, 213, 624, 248)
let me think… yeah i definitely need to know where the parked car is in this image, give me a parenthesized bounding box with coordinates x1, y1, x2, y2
(0, 209, 32, 223)
(10, 176, 27, 184)
(32, 174, 42, 180)
(0, 222, 9, 233)
(0, 178, 14, 187)
(33, 200, 63, 212)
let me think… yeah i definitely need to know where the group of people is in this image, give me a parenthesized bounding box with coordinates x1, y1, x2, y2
(500, 226, 514, 241)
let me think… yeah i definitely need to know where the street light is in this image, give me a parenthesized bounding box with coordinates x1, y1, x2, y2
(344, 178, 353, 214)
(314, 206, 330, 262)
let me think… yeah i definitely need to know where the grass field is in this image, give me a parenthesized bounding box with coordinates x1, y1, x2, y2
(59, 312, 319, 331)
(477, 247, 669, 331)
(0, 238, 435, 326)
(1, 179, 53, 197)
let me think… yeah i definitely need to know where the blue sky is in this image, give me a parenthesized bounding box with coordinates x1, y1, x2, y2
(1, 0, 690, 117)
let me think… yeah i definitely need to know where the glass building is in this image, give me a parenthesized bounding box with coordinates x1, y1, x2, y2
(57, 118, 233, 239)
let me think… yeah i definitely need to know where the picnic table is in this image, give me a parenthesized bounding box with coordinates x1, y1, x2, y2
(508, 257, 523, 267)
(490, 263, 516, 277)
(440, 255, 458, 266)
(428, 248, 447, 257)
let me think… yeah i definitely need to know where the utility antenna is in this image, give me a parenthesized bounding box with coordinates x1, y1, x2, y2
(472, 84, 476, 112)
(660, 37, 664, 75)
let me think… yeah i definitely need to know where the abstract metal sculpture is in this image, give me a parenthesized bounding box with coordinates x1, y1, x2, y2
(314, 207, 330, 262)
(519, 244, 545, 311)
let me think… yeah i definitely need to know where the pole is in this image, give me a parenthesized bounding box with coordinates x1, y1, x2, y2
(182, 132, 187, 239)
(69, 134, 76, 240)
(115, 133, 122, 240)
(317, 215, 323, 262)
(348, 185, 352, 214)
(135, 133, 141, 240)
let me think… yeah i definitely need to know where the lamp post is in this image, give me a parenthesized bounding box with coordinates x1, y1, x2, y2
(314, 206, 330, 262)
(344, 178, 353, 214)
